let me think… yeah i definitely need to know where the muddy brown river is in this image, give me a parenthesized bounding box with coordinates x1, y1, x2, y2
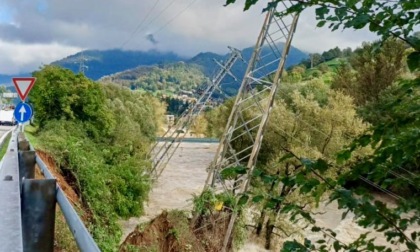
(119, 142, 419, 251)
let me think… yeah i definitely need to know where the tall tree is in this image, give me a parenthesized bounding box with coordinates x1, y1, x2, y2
(331, 39, 406, 105)
(30, 65, 113, 138)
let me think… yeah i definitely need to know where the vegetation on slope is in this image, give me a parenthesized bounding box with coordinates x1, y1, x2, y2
(28, 65, 166, 251)
(100, 62, 209, 94)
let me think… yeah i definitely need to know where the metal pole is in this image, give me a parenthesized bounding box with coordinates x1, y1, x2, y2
(21, 179, 57, 252)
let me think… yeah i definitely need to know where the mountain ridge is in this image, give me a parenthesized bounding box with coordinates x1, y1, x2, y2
(52, 44, 308, 84)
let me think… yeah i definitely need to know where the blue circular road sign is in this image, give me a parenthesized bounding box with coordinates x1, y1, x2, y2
(14, 102, 33, 124)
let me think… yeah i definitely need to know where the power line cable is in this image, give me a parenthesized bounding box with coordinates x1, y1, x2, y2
(152, 0, 199, 35)
(141, 0, 178, 34)
(120, 0, 161, 48)
(120, 0, 176, 48)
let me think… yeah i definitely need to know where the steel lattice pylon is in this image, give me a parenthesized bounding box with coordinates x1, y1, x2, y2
(150, 47, 243, 178)
(203, 2, 299, 250)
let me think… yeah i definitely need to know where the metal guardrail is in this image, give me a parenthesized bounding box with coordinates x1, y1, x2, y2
(0, 128, 100, 252)
(35, 153, 101, 252)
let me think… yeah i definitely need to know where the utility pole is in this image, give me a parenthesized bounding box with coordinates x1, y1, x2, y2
(149, 47, 244, 179)
(203, 1, 299, 250)
(78, 51, 88, 74)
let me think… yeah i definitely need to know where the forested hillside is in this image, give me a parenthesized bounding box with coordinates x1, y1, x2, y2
(99, 62, 209, 95)
(51, 44, 308, 97)
(52, 49, 185, 80)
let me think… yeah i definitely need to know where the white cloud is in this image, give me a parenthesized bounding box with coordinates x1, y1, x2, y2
(293, 8, 378, 53)
(0, 39, 81, 74)
(0, 0, 379, 74)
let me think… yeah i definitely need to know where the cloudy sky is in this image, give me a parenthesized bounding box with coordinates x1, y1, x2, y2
(0, 0, 378, 75)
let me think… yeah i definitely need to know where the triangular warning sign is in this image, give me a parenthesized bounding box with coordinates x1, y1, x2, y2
(12, 77, 36, 101)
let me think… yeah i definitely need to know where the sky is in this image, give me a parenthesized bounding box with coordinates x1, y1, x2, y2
(0, 0, 378, 75)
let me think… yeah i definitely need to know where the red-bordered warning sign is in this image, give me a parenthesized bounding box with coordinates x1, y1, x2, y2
(12, 77, 36, 101)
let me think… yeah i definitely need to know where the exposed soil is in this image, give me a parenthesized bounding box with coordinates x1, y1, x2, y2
(36, 151, 80, 206)
(120, 210, 232, 252)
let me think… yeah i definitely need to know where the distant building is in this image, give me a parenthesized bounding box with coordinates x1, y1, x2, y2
(179, 90, 194, 97)
(166, 115, 175, 127)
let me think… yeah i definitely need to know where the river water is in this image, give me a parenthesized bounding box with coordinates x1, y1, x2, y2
(119, 142, 419, 251)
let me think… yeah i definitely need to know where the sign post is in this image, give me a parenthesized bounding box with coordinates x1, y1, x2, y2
(12, 77, 36, 131)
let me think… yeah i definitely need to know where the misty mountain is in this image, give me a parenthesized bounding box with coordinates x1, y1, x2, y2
(100, 62, 208, 94)
(188, 44, 308, 95)
(52, 49, 186, 80)
(97, 44, 308, 98)
(52, 44, 308, 95)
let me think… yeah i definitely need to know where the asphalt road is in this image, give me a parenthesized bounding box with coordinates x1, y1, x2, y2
(0, 126, 22, 252)
(0, 125, 14, 135)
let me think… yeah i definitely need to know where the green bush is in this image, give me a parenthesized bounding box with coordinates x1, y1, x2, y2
(29, 66, 165, 251)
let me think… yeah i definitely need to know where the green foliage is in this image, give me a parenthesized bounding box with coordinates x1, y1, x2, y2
(163, 96, 192, 117)
(193, 189, 236, 216)
(331, 61, 354, 93)
(0, 132, 11, 160)
(407, 51, 420, 72)
(30, 65, 113, 138)
(29, 66, 166, 251)
(331, 39, 406, 105)
(209, 79, 368, 249)
(278, 78, 420, 251)
(100, 62, 209, 95)
(205, 98, 235, 138)
(341, 78, 420, 194)
(193, 189, 217, 216)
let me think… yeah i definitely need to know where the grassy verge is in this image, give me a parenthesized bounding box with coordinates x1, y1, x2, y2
(54, 208, 79, 251)
(24, 124, 39, 148)
(0, 132, 12, 160)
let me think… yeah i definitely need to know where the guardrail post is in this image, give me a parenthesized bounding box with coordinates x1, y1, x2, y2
(18, 132, 30, 151)
(21, 179, 57, 252)
(18, 151, 36, 184)
(18, 132, 36, 188)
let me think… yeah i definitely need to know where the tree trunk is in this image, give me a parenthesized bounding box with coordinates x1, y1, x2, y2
(265, 218, 275, 250)
(256, 209, 266, 236)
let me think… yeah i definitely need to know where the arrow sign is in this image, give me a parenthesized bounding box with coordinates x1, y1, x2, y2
(14, 103, 33, 124)
(19, 105, 27, 122)
(12, 77, 36, 101)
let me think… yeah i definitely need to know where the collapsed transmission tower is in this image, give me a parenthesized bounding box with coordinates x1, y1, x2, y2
(150, 47, 243, 179)
(203, 1, 299, 250)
